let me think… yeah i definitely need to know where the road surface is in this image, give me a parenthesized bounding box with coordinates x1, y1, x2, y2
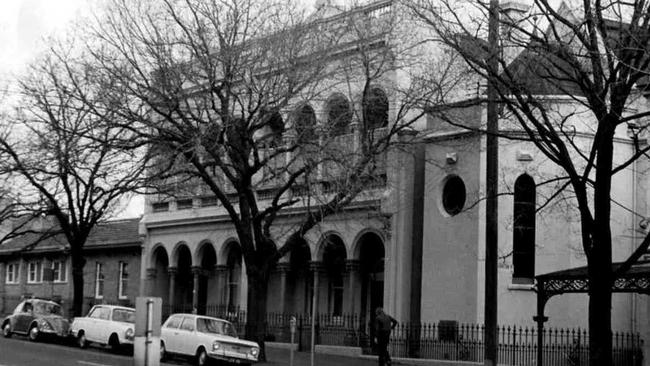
(0, 335, 380, 366)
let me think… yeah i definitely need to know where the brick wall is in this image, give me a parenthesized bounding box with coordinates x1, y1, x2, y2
(0, 246, 141, 317)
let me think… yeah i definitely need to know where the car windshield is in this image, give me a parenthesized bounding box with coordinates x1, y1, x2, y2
(34, 302, 62, 316)
(196, 318, 237, 337)
(113, 309, 135, 323)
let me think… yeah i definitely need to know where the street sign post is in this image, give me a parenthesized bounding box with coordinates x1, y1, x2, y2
(134, 297, 162, 366)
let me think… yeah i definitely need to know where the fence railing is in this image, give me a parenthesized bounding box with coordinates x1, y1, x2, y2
(160, 305, 644, 366)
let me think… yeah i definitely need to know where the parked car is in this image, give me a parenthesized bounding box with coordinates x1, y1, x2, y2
(1, 298, 70, 341)
(70, 304, 135, 351)
(161, 313, 259, 366)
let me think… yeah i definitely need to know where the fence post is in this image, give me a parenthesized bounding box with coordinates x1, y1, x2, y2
(298, 315, 303, 351)
(512, 326, 516, 365)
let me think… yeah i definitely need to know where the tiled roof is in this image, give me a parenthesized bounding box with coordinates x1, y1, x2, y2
(0, 217, 141, 255)
(85, 218, 142, 248)
(503, 41, 583, 96)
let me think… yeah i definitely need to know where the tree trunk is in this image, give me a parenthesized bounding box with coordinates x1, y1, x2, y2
(245, 269, 270, 362)
(71, 250, 86, 317)
(588, 122, 614, 366)
(588, 267, 613, 366)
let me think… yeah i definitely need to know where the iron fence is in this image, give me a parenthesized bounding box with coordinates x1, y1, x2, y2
(158, 305, 644, 366)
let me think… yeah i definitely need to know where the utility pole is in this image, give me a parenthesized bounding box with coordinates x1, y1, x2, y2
(485, 0, 500, 365)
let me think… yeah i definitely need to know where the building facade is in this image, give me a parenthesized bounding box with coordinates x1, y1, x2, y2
(0, 218, 142, 317)
(134, 0, 650, 337)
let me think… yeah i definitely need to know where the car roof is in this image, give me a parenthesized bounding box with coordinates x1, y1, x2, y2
(168, 313, 230, 322)
(93, 304, 135, 311)
(25, 299, 59, 305)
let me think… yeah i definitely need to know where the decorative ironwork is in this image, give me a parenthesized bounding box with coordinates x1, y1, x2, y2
(536, 261, 650, 298)
(613, 276, 650, 294)
(534, 261, 650, 366)
(542, 278, 589, 295)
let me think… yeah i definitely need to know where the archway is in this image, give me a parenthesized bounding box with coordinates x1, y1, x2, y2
(358, 232, 385, 323)
(288, 238, 312, 314)
(224, 242, 243, 312)
(322, 234, 347, 316)
(196, 242, 217, 314)
(174, 244, 193, 308)
(150, 246, 170, 304)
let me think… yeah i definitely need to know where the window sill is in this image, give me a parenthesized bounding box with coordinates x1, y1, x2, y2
(508, 283, 535, 291)
(27, 281, 43, 285)
(5, 282, 19, 285)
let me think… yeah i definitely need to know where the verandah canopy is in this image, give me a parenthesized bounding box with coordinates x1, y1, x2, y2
(534, 261, 650, 365)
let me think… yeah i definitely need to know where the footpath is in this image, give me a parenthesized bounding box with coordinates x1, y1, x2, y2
(260, 347, 378, 366)
(260, 347, 480, 366)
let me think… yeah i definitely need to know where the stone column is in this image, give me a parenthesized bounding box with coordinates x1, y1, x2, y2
(192, 266, 202, 313)
(345, 260, 360, 315)
(215, 264, 228, 307)
(168, 267, 177, 308)
(276, 263, 290, 314)
(309, 261, 324, 358)
(309, 262, 324, 315)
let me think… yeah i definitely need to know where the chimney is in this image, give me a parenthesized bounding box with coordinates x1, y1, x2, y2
(500, 0, 531, 64)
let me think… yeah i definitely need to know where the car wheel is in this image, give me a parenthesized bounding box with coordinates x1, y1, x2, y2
(109, 334, 121, 353)
(28, 325, 40, 342)
(77, 331, 88, 348)
(2, 322, 11, 338)
(196, 347, 208, 366)
(160, 341, 167, 361)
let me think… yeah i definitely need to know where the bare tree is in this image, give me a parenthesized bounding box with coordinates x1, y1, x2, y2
(76, 0, 459, 356)
(410, 1, 650, 364)
(0, 47, 153, 317)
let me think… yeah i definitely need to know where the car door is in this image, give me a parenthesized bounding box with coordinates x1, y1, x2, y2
(14, 301, 34, 334)
(178, 316, 197, 356)
(162, 315, 183, 354)
(97, 307, 112, 344)
(84, 306, 104, 343)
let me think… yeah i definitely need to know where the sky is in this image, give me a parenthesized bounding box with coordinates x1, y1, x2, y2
(0, 0, 91, 80)
(0, 0, 142, 218)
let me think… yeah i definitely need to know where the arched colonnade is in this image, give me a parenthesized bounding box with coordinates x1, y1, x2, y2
(145, 229, 386, 319)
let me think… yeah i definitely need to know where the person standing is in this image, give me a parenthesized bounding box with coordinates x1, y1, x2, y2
(374, 307, 397, 366)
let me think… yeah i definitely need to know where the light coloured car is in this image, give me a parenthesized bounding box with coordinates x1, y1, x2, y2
(161, 313, 259, 366)
(70, 305, 135, 351)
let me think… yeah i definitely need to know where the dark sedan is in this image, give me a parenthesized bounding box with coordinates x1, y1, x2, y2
(2, 299, 70, 341)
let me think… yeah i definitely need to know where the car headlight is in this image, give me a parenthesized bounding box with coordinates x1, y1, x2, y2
(212, 341, 221, 351)
(40, 321, 53, 331)
(250, 347, 259, 357)
(125, 328, 134, 340)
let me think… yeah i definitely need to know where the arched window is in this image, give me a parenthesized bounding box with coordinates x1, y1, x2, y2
(326, 94, 352, 136)
(363, 87, 389, 129)
(513, 174, 536, 282)
(263, 110, 284, 146)
(293, 104, 317, 143)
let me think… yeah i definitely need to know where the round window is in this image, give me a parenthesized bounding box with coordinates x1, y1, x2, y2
(442, 175, 466, 216)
